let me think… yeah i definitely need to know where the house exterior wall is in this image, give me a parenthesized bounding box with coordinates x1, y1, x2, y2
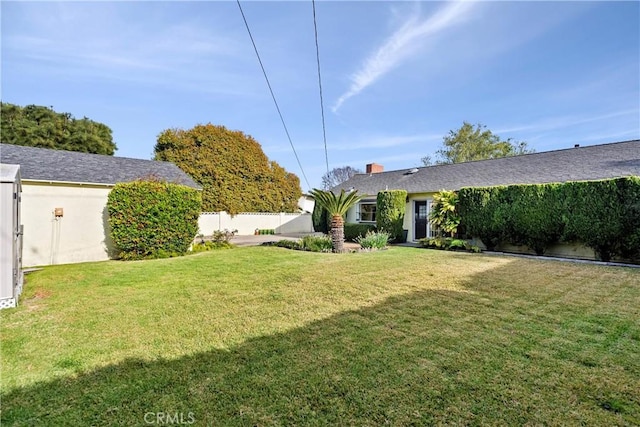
(21, 181, 314, 267)
(347, 192, 436, 242)
(406, 193, 436, 241)
(21, 182, 114, 267)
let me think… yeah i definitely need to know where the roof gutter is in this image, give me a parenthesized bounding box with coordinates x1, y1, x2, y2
(22, 179, 115, 188)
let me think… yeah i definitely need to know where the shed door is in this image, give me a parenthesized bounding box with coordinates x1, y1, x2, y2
(414, 201, 428, 240)
(14, 183, 22, 292)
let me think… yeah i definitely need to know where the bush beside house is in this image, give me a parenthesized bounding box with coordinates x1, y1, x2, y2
(107, 180, 202, 260)
(344, 223, 377, 242)
(457, 177, 640, 261)
(376, 190, 407, 242)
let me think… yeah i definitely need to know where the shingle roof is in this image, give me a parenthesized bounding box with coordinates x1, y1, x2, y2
(0, 144, 201, 189)
(333, 140, 640, 195)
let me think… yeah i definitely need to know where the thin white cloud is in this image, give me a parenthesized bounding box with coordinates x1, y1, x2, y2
(332, 1, 476, 112)
(264, 132, 441, 154)
(495, 109, 640, 135)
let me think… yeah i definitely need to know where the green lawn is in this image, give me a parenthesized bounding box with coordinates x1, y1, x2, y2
(1, 247, 639, 425)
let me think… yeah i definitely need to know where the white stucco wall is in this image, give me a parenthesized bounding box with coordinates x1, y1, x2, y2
(21, 181, 314, 266)
(21, 182, 113, 267)
(198, 212, 313, 236)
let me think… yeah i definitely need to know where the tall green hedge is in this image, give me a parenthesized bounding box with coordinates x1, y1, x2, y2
(107, 180, 202, 260)
(456, 186, 508, 251)
(311, 201, 329, 234)
(376, 190, 407, 242)
(458, 177, 640, 261)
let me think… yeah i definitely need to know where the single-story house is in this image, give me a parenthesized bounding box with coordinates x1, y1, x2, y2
(332, 140, 640, 244)
(0, 144, 201, 267)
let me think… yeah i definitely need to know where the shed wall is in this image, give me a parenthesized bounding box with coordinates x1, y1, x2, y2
(21, 182, 113, 267)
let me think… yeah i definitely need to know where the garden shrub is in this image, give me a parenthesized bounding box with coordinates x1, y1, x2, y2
(429, 190, 460, 237)
(458, 177, 640, 262)
(268, 240, 301, 250)
(457, 186, 509, 250)
(191, 241, 233, 252)
(419, 237, 481, 253)
(312, 202, 329, 234)
(508, 184, 564, 255)
(300, 235, 333, 252)
(356, 231, 389, 250)
(107, 179, 202, 260)
(376, 190, 407, 242)
(192, 229, 236, 252)
(561, 179, 626, 261)
(344, 223, 377, 242)
(618, 176, 640, 260)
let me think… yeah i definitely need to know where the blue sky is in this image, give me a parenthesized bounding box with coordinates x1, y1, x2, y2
(2, 1, 638, 191)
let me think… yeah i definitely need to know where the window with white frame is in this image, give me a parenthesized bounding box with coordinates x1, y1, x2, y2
(357, 202, 376, 222)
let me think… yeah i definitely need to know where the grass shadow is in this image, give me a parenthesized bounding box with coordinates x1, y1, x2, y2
(2, 259, 639, 425)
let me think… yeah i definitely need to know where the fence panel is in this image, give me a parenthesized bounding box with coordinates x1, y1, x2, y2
(198, 212, 313, 236)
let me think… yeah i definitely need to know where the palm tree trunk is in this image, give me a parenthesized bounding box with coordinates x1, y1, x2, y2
(330, 215, 345, 253)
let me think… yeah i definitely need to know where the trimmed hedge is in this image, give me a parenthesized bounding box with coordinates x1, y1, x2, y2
(376, 190, 407, 242)
(458, 177, 640, 261)
(312, 202, 329, 234)
(107, 180, 202, 260)
(344, 223, 377, 242)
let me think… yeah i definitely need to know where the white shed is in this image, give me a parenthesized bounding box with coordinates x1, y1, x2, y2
(0, 164, 23, 309)
(0, 144, 201, 267)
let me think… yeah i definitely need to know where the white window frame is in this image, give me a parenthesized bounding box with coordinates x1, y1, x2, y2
(356, 201, 377, 223)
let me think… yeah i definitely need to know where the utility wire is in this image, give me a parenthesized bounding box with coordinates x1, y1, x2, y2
(312, 0, 330, 175)
(236, 0, 311, 190)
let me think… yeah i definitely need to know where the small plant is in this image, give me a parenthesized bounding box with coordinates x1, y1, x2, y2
(344, 223, 377, 242)
(300, 235, 333, 252)
(257, 229, 275, 235)
(419, 237, 481, 253)
(429, 190, 460, 238)
(191, 241, 233, 252)
(269, 239, 301, 250)
(212, 229, 238, 243)
(356, 231, 390, 250)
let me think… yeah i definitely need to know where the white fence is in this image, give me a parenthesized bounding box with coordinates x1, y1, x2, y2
(198, 212, 313, 236)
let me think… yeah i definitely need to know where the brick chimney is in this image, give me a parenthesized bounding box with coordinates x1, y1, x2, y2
(366, 163, 384, 174)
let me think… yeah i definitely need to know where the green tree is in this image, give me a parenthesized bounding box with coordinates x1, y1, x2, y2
(0, 102, 117, 155)
(154, 123, 301, 214)
(309, 189, 362, 253)
(422, 122, 533, 165)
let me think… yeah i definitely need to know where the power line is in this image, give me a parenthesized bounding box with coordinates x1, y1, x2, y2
(236, 0, 311, 190)
(312, 0, 329, 175)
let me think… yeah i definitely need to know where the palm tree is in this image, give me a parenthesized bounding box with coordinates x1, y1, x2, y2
(310, 188, 362, 253)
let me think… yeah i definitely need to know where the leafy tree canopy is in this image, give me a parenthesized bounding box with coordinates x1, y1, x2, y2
(1, 102, 117, 155)
(154, 123, 301, 214)
(321, 166, 362, 190)
(422, 122, 533, 165)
